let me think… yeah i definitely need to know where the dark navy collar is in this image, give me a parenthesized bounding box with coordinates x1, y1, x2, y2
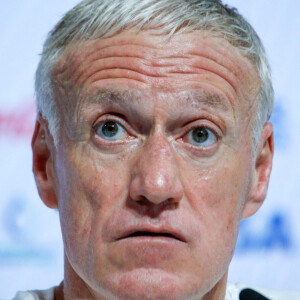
(239, 288, 270, 300)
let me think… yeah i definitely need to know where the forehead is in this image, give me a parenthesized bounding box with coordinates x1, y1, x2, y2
(53, 31, 260, 114)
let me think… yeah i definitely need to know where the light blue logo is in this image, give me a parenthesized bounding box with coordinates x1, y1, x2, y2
(270, 99, 286, 150)
(0, 196, 55, 265)
(236, 211, 293, 254)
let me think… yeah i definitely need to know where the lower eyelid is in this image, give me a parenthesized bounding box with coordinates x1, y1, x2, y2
(173, 139, 219, 158)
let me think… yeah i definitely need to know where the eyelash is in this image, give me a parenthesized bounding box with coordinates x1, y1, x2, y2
(188, 125, 220, 138)
(182, 127, 219, 151)
(92, 116, 135, 142)
(92, 116, 221, 148)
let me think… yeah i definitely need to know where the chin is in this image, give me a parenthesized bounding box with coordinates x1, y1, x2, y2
(101, 268, 206, 300)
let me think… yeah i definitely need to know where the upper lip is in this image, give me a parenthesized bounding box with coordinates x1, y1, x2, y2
(116, 225, 187, 243)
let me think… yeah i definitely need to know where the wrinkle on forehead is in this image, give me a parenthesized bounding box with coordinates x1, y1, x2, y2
(54, 31, 259, 93)
(51, 31, 260, 141)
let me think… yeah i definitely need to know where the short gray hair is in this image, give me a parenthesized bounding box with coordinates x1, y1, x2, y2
(35, 0, 274, 148)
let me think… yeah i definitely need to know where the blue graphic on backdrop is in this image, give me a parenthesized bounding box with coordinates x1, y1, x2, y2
(270, 99, 285, 150)
(0, 196, 54, 265)
(235, 211, 293, 254)
(3, 196, 28, 243)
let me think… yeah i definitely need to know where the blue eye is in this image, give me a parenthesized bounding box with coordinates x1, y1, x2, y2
(95, 121, 127, 140)
(186, 127, 217, 147)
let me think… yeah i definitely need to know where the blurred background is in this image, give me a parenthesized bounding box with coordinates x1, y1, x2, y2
(0, 0, 299, 298)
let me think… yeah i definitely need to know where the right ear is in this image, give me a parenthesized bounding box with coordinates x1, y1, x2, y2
(32, 114, 58, 209)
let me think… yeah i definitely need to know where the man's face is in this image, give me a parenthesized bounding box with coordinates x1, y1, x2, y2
(38, 31, 271, 299)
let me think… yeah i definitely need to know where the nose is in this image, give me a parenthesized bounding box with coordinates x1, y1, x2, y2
(129, 135, 183, 206)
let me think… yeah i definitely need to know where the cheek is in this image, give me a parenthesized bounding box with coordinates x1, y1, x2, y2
(56, 149, 131, 272)
(60, 149, 129, 207)
(182, 153, 252, 249)
(185, 149, 252, 210)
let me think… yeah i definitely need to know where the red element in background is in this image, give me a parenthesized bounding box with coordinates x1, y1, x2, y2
(0, 100, 36, 139)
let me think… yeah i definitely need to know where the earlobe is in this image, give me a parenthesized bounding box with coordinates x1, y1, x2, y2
(32, 115, 58, 209)
(242, 122, 274, 219)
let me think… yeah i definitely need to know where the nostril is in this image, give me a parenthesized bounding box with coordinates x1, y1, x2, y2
(163, 198, 179, 208)
(135, 195, 148, 205)
(133, 196, 178, 206)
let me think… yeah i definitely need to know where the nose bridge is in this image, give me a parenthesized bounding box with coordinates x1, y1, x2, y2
(130, 134, 183, 204)
(145, 135, 173, 183)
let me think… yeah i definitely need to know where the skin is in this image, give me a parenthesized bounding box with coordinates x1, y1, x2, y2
(32, 31, 274, 300)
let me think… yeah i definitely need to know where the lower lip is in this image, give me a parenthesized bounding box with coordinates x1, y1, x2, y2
(116, 235, 187, 249)
(120, 235, 185, 244)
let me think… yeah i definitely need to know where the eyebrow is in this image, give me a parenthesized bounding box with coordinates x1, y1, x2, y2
(79, 88, 229, 113)
(177, 90, 229, 111)
(87, 89, 143, 106)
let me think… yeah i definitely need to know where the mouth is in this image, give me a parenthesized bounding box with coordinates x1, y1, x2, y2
(117, 229, 187, 243)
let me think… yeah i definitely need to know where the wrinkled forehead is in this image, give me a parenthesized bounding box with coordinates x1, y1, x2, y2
(51, 31, 260, 116)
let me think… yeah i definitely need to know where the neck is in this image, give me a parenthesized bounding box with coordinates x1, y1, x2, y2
(60, 256, 95, 300)
(203, 274, 228, 300)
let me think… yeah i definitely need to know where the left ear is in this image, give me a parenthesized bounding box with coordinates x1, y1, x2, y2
(242, 122, 274, 219)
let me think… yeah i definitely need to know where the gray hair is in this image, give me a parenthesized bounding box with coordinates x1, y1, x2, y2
(35, 0, 274, 148)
